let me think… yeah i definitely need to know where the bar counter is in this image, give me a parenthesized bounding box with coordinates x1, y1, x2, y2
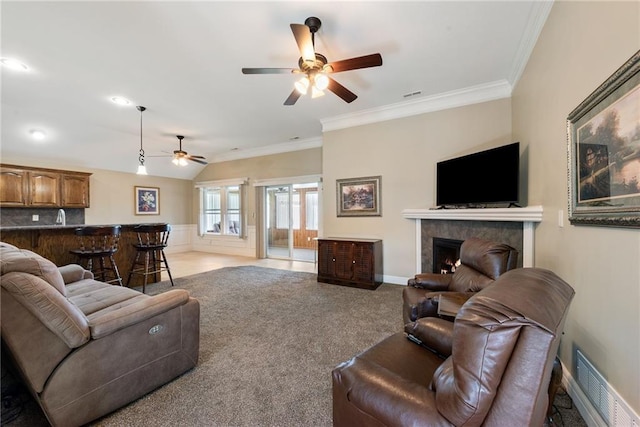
(0, 223, 165, 288)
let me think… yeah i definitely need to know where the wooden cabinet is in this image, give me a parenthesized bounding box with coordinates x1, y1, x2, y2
(317, 238, 383, 290)
(61, 173, 90, 207)
(0, 164, 91, 208)
(0, 167, 29, 206)
(29, 170, 61, 206)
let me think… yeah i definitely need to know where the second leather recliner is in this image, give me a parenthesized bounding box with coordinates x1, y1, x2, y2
(402, 237, 518, 324)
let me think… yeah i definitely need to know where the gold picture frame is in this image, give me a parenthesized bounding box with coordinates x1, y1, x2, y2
(567, 50, 640, 228)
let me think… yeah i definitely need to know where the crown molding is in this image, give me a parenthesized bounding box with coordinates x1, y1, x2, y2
(210, 136, 323, 164)
(508, 0, 554, 86)
(320, 80, 512, 133)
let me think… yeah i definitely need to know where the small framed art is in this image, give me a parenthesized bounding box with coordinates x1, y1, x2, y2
(135, 186, 159, 215)
(336, 176, 381, 217)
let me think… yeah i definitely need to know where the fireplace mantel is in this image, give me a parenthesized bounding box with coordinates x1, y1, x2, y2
(402, 206, 543, 270)
(402, 206, 543, 222)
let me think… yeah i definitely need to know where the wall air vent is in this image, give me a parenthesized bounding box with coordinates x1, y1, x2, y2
(576, 349, 638, 426)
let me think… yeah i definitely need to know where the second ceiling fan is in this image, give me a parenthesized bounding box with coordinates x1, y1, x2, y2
(170, 135, 208, 166)
(242, 16, 383, 105)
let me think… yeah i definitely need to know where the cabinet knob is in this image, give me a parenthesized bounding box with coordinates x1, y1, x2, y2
(352, 260, 356, 264)
(332, 258, 336, 262)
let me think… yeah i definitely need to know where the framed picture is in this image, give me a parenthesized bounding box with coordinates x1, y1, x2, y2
(336, 176, 381, 217)
(567, 49, 640, 228)
(135, 186, 159, 215)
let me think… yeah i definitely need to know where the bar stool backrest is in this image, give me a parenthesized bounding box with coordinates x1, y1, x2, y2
(74, 225, 121, 253)
(134, 224, 171, 248)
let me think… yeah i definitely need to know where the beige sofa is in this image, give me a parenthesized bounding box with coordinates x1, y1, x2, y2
(0, 242, 200, 427)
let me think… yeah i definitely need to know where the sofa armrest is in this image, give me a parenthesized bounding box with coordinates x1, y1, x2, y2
(408, 273, 452, 291)
(89, 289, 190, 339)
(59, 264, 93, 284)
(405, 317, 454, 357)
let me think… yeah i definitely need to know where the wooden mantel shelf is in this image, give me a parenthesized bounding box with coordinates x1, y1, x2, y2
(402, 205, 543, 222)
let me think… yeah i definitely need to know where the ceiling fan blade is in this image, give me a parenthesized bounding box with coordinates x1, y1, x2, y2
(290, 23, 315, 64)
(326, 53, 383, 73)
(327, 77, 357, 103)
(284, 89, 302, 106)
(188, 157, 208, 165)
(189, 155, 206, 159)
(242, 67, 296, 75)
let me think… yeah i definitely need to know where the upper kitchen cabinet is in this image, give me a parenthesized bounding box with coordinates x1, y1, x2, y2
(0, 164, 91, 208)
(61, 173, 90, 207)
(0, 166, 29, 206)
(29, 170, 61, 207)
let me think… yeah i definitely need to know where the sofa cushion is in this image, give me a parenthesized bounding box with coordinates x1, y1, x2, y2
(1, 242, 67, 296)
(66, 279, 147, 316)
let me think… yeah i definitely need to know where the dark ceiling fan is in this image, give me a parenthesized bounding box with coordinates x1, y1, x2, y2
(242, 16, 383, 105)
(151, 135, 208, 166)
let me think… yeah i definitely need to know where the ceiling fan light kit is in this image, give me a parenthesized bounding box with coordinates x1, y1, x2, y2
(241, 16, 383, 105)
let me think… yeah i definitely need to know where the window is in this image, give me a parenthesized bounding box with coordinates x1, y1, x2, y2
(197, 179, 246, 236)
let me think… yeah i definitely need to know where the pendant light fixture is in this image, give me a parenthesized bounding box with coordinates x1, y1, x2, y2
(136, 106, 148, 175)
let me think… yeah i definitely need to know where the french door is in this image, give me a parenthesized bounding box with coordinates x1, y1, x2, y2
(265, 183, 318, 261)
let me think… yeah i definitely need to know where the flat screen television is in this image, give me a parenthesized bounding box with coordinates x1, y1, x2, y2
(436, 142, 520, 208)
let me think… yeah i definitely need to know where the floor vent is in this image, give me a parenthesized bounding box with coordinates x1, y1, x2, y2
(576, 349, 638, 426)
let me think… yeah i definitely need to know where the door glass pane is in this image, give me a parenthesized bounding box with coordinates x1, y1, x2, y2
(267, 186, 290, 259)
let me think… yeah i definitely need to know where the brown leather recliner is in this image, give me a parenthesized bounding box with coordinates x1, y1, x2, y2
(0, 242, 200, 427)
(403, 237, 518, 324)
(333, 267, 575, 427)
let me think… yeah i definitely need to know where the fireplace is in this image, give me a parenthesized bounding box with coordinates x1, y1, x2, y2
(402, 206, 543, 273)
(433, 238, 463, 274)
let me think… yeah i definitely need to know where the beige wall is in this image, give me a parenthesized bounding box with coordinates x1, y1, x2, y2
(322, 98, 513, 281)
(192, 148, 322, 226)
(86, 169, 192, 225)
(512, 0, 639, 413)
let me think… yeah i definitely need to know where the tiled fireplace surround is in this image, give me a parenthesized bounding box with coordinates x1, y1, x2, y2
(402, 206, 543, 274)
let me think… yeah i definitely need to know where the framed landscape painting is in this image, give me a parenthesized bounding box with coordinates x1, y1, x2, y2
(336, 176, 381, 217)
(567, 49, 640, 228)
(135, 186, 159, 215)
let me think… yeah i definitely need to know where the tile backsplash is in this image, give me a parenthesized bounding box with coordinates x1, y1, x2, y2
(0, 208, 85, 227)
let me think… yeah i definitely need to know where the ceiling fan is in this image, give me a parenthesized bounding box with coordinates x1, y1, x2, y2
(242, 16, 383, 105)
(160, 135, 208, 166)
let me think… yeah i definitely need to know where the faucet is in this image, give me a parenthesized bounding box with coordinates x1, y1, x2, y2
(56, 209, 66, 226)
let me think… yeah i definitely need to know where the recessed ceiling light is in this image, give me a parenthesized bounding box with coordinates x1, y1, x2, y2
(1, 57, 29, 71)
(29, 129, 46, 140)
(110, 96, 131, 106)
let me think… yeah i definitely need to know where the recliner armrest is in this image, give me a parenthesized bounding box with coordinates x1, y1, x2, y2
(405, 317, 454, 357)
(333, 356, 448, 426)
(59, 264, 93, 284)
(408, 273, 452, 290)
(89, 289, 190, 339)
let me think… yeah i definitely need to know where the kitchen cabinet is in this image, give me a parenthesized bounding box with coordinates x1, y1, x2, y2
(29, 170, 61, 207)
(0, 164, 91, 208)
(317, 238, 383, 290)
(0, 167, 29, 206)
(61, 173, 90, 207)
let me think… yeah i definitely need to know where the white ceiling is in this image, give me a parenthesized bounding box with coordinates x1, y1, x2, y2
(1, 1, 551, 179)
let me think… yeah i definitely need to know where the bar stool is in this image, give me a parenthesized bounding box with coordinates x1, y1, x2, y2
(126, 223, 174, 293)
(70, 225, 123, 285)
